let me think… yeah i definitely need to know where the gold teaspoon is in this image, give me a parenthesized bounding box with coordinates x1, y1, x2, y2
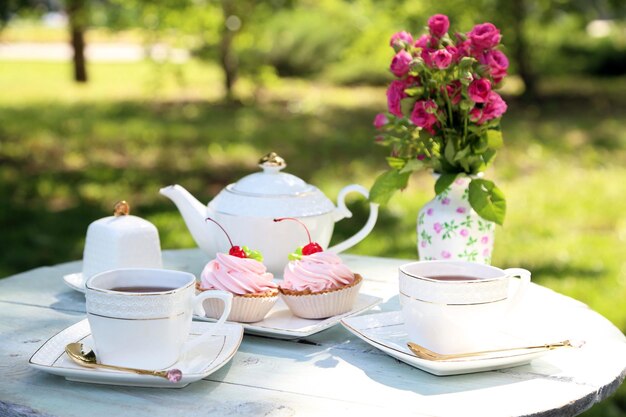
(407, 339, 583, 361)
(64, 343, 183, 382)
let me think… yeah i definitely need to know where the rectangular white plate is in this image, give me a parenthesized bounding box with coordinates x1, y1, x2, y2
(29, 319, 243, 388)
(194, 293, 382, 340)
(341, 311, 553, 376)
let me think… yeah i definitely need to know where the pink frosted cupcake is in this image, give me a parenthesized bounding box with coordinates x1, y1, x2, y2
(274, 218, 362, 319)
(197, 219, 278, 323)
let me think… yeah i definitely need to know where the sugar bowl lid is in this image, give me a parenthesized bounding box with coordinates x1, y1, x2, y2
(209, 152, 335, 217)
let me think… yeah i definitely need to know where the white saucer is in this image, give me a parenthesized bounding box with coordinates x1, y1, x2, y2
(29, 319, 244, 388)
(63, 272, 86, 293)
(341, 311, 556, 376)
(194, 293, 382, 340)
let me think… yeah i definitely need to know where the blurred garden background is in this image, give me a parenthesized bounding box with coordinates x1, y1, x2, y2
(1, 0, 625, 414)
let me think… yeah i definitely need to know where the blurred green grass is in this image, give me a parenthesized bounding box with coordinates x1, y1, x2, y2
(1, 59, 625, 415)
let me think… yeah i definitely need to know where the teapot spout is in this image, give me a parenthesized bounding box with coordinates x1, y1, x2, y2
(159, 184, 217, 256)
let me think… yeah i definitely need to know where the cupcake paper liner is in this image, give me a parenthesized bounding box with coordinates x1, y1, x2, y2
(197, 285, 279, 323)
(279, 274, 363, 319)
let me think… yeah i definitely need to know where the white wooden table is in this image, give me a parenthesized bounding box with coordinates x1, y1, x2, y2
(1, 250, 625, 417)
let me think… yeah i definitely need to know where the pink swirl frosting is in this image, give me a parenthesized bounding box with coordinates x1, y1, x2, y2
(200, 253, 277, 295)
(281, 252, 356, 292)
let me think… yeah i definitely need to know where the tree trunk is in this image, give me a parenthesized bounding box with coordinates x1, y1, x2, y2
(67, 0, 88, 83)
(219, 0, 238, 102)
(509, 0, 537, 98)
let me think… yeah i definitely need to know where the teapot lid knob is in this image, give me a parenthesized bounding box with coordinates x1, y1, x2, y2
(113, 200, 130, 216)
(259, 152, 286, 172)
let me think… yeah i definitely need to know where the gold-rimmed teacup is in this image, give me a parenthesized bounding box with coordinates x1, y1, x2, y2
(85, 268, 232, 369)
(398, 261, 531, 355)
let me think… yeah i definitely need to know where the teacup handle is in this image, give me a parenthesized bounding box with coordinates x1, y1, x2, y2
(192, 290, 233, 324)
(327, 184, 379, 254)
(183, 290, 233, 357)
(503, 268, 531, 314)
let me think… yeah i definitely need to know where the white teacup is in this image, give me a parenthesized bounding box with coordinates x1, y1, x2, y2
(85, 268, 232, 369)
(399, 261, 531, 354)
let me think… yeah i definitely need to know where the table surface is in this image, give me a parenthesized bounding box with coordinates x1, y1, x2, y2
(0, 250, 625, 417)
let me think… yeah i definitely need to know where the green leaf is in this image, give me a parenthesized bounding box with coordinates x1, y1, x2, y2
(434, 173, 458, 195)
(386, 156, 406, 170)
(404, 87, 424, 97)
(468, 179, 506, 225)
(482, 148, 497, 166)
(475, 134, 489, 152)
(369, 170, 411, 205)
(444, 140, 456, 165)
(401, 97, 416, 116)
(486, 130, 503, 149)
(400, 158, 424, 174)
(454, 145, 471, 162)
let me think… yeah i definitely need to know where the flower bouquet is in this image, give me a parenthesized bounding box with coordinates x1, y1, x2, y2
(370, 14, 509, 226)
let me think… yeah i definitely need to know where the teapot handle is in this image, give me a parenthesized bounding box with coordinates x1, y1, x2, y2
(327, 184, 379, 254)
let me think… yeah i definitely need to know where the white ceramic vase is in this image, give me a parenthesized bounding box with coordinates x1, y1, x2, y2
(417, 175, 495, 264)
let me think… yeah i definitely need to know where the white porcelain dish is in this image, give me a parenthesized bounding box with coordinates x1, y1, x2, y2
(341, 311, 556, 376)
(29, 319, 243, 388)
(194, 293, 382, 340)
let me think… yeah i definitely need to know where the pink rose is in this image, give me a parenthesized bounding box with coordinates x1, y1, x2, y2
(421, 48, 434, 67)
(390, 50, 412, 77)
(469, 107, 484, 124)
(482, 91, 507, 121)
(426, 208, 434, 215)
(480, 50, 509, 83)
(373, 113, 389, 129)
(445, 45, 459, 62)
(445, 80, 462, 105)
(432, 49, 453, 69)
(420, 241, 427, 248)
(470, 91, 507, 124)
(441, 250, 452, 259)
(442, 197, 450, 205)
(455, 38, 472, 60)
(468, 23, 501, 50)
(456, 207, 467, 214)
(481, 236, 489, 244)
(460, 229, 469, 237)
(428, 14, 450, 38)
(390, 31, 414, 48)
(414, 34, 431, 49)
(468, 78, 491, 103)
(386, 80, 407, 118)
(410, 100, 438, 131)
(434, 222, 442, 233)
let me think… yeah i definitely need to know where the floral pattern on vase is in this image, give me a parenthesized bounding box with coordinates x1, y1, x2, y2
(417, 176, 495, 264)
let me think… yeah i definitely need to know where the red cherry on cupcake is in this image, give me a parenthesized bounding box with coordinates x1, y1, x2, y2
(206, 217, 247, 259)
(273, 217, 324, 257)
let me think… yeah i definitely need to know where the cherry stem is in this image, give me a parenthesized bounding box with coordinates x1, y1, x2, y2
(273, 217, 311, 244)
(205, 217, 234, 248)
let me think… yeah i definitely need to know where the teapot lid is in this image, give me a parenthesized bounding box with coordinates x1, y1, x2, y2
(210, 153, 335, 217)
(229, 152, 315, 196)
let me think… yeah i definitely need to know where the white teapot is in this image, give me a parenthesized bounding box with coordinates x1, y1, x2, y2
(160, 152, 378, 275)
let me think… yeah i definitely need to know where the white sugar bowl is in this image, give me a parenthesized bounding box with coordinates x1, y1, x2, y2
(81, 201, 163, 282)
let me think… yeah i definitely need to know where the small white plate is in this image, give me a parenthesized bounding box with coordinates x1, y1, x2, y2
(29, 319, 243, 388)
(194, 293, 382, 340)
(63, 272, 86, 293)
(341, 311, 555, 376)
